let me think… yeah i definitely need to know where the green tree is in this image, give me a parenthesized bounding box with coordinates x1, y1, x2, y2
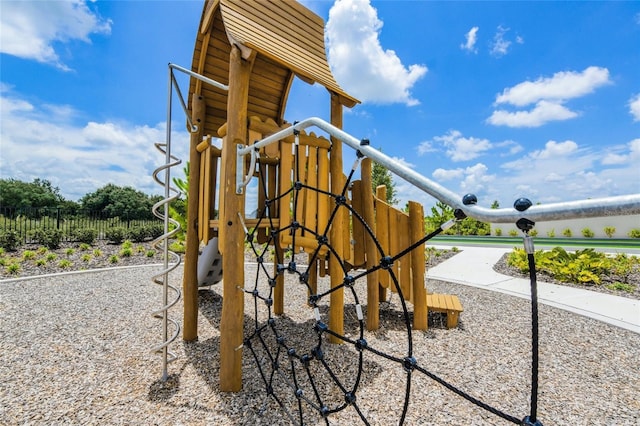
(491, 200, 500, 209)
(0, 178, 64, 210)
(80, 184, 156, 220)
(371, 160, 398, 205)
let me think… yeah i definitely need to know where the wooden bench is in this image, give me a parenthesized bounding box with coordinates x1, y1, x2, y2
(426, 294, 463, 329)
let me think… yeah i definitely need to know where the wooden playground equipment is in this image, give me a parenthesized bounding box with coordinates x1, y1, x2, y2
(177, 0, 462, 392)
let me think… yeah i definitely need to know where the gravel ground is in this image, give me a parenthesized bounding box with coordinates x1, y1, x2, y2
(1, 255, 639, 425)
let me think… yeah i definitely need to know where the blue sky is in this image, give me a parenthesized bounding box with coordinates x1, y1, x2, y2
(1, 0, 639, 213)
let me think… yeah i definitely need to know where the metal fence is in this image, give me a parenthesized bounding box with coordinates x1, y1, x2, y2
(0, 206, 162, 244)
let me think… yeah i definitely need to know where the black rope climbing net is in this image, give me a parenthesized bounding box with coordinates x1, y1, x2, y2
(240, 141, 541, 425)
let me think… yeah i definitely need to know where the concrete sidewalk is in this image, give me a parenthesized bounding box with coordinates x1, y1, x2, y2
(426, 246, 640, 334)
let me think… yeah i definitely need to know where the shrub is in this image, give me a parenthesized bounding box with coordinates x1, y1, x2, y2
(146, 224, 164, 240)
(31, 228, 63, 249)
(0, 230, 21, 251)
(603, 226, 616, 238)
(65, 248, 75, 256)
(81, 254, 92, 262)
(35, 258, 46, 266)
(120, 247, 133, 257)
(108, 254, 119, 264)
(127, 226, 149, 243)
(508, 229, 518, 237)
(562, 228, 572, 238)
(529, 229, 538, 237)
(105, 227, 127, 244)
(79, 243, 91, 251)
(581, 228, 594, 238)
(146, 250, 156, 257)
(93, 249, 103, 257)
(73, 228, 97, 245)
(547, 229, 555, 238)
(46, 253, 57, 262)
(629, 229, 640, 238)
(494, 228, 502, 236)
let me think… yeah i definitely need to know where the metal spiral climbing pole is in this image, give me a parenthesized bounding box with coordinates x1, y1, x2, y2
(150, 139, 182, 381)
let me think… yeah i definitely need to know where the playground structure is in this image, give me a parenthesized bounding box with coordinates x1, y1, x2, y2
(152, 1, 640, 424)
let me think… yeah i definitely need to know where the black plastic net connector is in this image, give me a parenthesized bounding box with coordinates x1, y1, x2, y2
(268, 317, 276, 327)
(356, 149, 365, 159)
(317, 235, 328, 245)
(308, 294, 320, 305)
(344, 392, 357, 405)
(320, 406, 330, 418)
(294, 181, 303, 191)
(335, 195, 347, 205)
(300, 354, 312, 367)
(516, 218, 535, 233)
(244, 338, 252, 349)
(299, 271, 309, 283)
(312, 346, 324, 360)
(251, 289, 259, 297)
(264, 298, 273, 307)
(355, 338, 368, 352)
(360, 138, 370, 146)
(343, 275, 355, 287)
(288, 261, 297, 273)
(454, 208, 467, 220)
(256, 255, 264, 264)
(462, 193, 478, 205)
(521, 416, 543, 426)
(514, 197, 533, 212)
(276, 336, 286, 346)
(314, 321, 328, 334)
(287, 347, 296, 357)
(295, 388, 304, 399)
(291, 220, 300, 230)
(277, 263, 286, 273)
(268, 278, 277, 288)
(266, 385, 274, 395)
(380, 256, 394, 270)
(403, 356, 417, 372)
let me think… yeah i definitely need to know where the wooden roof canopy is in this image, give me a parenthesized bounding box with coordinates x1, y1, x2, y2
(188, 0, 360, 137)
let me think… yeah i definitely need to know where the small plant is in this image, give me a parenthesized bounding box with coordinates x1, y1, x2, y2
(65, 248, 76, 256)
(79, 243, 91, 251)
(105, 227, 127, 244)
(119, 247, 133, 257)
(146, 249, 156, 257)
(46, 253, 58, 262)
(581, 228, 594, 238)
(628, 228, 640, 238)
(508, 229, 518, 237)
(81, 254, 92, 263)
(121, 240, 133, 250)
(494, 228, 502, 236)
(529, 229, 538, 237)
(22, 250, 36, 261)
(605, 282, 635, 293)
(562, 228, 572, 238)
(451, 246, 460, 253)
(35, 258, 47, 266)
(93, 249, 103, 257)
(0, 257, 7, 267)
(58, 259, 72, 269)
(0, 230, 21, 251)
(37, 246, 48, 255)
(5, 262, 20, 275)
(73, 228, 98, 245)
(136, 245, 146, 253)
(603, 226, 616, 238)
(547, 229, 555, 238)
(109, 254, 119, 264)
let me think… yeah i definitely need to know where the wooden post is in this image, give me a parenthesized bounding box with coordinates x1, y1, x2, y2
(328, 93, 344, 344)
(361, 158, 379, 330)
(409, 201, 427, 330)
(183, 94, 206, 342)
(376, 186, 389, 303)
(220, 45, 253, 392)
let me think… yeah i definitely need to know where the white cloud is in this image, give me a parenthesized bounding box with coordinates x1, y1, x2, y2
(432, 163, 495, 193)
(601, 139, 640, 165)
(433, 168, 464, 181)
(488, 100, 578, 127)
(490, 25, 511, 57)
(488, 67, 611, 127)
(0, 0, 111, 70)
(425, 130, 492, 162)
(0, 89, 189, 201)
(326, 0, 427, 106)
(460, 26, 479, 53)
(629, 93, 640, 121)
(495, 66, 611, 107)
